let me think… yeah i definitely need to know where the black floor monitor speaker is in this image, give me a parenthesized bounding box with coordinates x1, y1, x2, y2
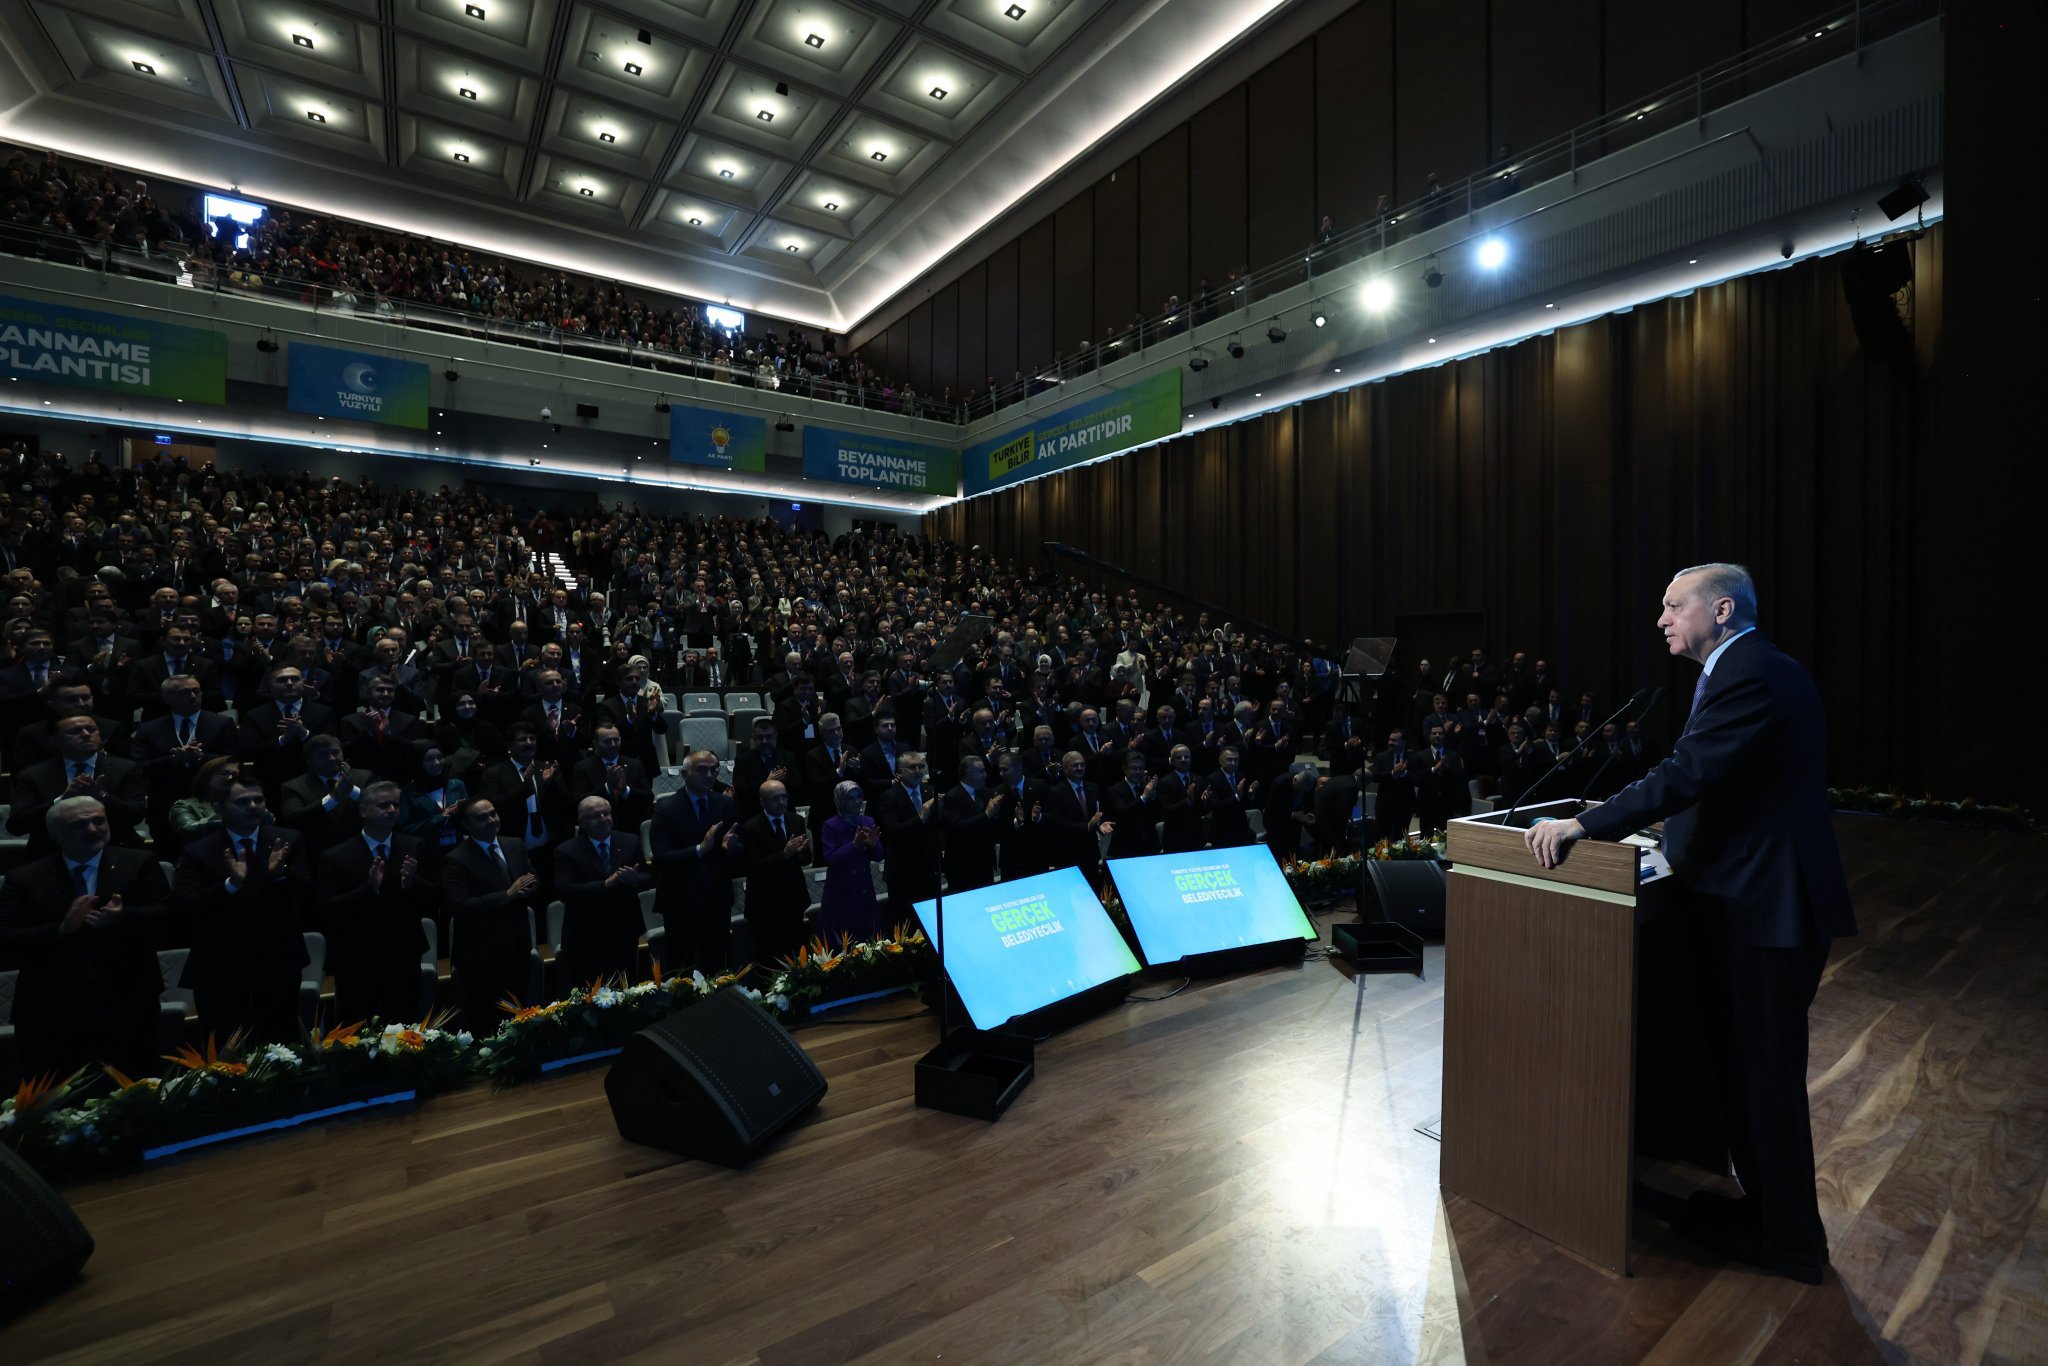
(604, 986, 827, 1166)
(0, 1143, 93, 1314)
(1365, 859, 1448, 941)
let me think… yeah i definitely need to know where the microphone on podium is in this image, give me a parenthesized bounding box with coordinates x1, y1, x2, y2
(1500, 688, 1648, 829)
(1577, 686, 1665, 799)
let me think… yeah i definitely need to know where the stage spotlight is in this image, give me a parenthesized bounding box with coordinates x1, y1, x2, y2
(1423, 258, 1444, 288)
(1312, 303, 1328, 327)
(1188, 355, 1208, 371)
(1226, 338, 1244, 359)
(654, 396, 670, 413)
(1266, 324, 1287, 343)
(775, 418, 796, 432)
(1360, 278, 1394, 312)
(1476, 236, 1508, 270)
(255, 336, 279, 353)
(443, 367, 460, 381)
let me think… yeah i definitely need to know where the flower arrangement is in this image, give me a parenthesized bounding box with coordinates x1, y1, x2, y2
(1829, 788, 2037, 833)
(475, 966, 757, 1084)
(1285, 832, 1445, 899)
(757, 922, 935, 1018)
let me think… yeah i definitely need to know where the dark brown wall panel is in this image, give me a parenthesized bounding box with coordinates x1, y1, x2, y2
(1314, 0, 1394, 231)
(1017, 215, 1056, 375)
(929, 282, 958, 400)
(1092, 159, 1140, 345)
(956, 262, 987, 397)
(1137, 126, 1190, 317)
(1490, 0, 1602, 159)
(930, 228, 1950, 796)
(986, 240, 1020, 383)
(1247, 42, 1318, 273)
(1605, 0, 1743, 108)
(1053, 193, 1094, 362)
(905, 301, 931, 395)
(1187, 86, 1248, 291)
(1394, 0, 1489, 199)
(883, 318, 906, 388)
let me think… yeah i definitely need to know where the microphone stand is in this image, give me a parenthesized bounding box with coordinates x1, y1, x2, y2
(1500, 690, 1646, 828)
(1578, 687, 1665, 799)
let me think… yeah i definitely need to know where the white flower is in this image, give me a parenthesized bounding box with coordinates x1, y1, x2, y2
(456, 1031, 474, 1047)
(591, 987, 621, 1008)
(0, 1110, 15, 1129)
(769, 993, 791, 1012)
(262, 1044, 302, 1067)
(691, 969, 710, 989)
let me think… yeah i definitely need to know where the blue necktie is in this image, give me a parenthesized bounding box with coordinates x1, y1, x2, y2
(1688, 674, 1708, 730)
(69, 862, 90, 897)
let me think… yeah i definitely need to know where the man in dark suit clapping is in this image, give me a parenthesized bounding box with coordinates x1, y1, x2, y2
(1370, 729, 1417, 837)
(1103, 749, 1163, 859)
(173, 777, 313, 1043)
(131, 674, 238, 848)
(0, 796, 172, 1079)
(938, 754, 1002, 892)
(1157, 745, 1206, 854)
(876, 751, 941, 912)
(1045, 750, 1113, 887)
(569, 723, 653, 836)
(1526, 563, 1857, 1286)
(648, 749, 742, 973)
(317, 782, 433, 1024)
(552, 795, 652, 986)
(738, 780, 812, 969)
(7, 713, 149, 861)
(441, 797, 542, 1029)
(1200, 746, 1258, 848)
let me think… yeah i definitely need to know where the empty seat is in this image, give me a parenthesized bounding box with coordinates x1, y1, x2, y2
(682, 692, 724, 716)
(677, 716, 730, 762)
(722, 691, 763, 712)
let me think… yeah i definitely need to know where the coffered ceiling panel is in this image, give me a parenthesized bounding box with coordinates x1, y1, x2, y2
(3, 0, 1295, 328)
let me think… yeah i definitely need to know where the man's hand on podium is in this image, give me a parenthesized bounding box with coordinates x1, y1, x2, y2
(1525, 817, 1586, 870)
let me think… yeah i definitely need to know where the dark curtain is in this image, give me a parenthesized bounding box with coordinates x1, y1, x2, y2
(932, 225, 1948, 796)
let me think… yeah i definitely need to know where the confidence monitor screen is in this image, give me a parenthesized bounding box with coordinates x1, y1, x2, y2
(1106, 845, 1316, 966)
(911, 867, 1141, 1031)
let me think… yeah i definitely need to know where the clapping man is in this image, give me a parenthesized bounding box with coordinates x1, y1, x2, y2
(318, 781, 432, 1024)
(938, 754, 1002, 892)
(649, 749, 743, 973)
(876, 751, 942, 912)
(174, 776, 312, 1042)
(553, 795, 652, 986)
(739, 779, 812, 969)
(441, 797, 541, 1029)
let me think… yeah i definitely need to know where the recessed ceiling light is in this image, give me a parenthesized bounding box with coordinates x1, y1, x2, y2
(624, 61, 643, 77)
(1688, 258, 1698, 264)
(757, 109, 774, 123)
(598, 131, 617, 143)
(465, 3, 486, 18)
(579, 186, 595, 196)
(132, 60, 156, 75)
(292, 33, 314, 48)
(823, 201, 839, 211)
(459, 86, 477, 99)
(718, 167, 735, 178)
(785, 243, 800, 252)
(688, 216, 702, 225)
(1544, 302, 1555, 309)
(1254, 392, 1262, 398)
(1005, 4, 1027, 19)
(804, 32, 824, 48)
(1427, 337, 1437, 344)
(306, 110, 327, 123)
(453, 151, 471, 163)
(929, 86, 948, 101)
(870, 149, 887, 162)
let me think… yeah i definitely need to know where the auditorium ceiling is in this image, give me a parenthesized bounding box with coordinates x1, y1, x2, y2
(0, 0, 1288, 329)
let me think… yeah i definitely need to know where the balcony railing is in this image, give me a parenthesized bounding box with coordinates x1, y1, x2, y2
(0, 0, 1936, 431)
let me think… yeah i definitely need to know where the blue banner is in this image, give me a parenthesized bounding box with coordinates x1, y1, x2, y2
(668, 402, 766, 472)
(801, 425, 958, 496)
(287, 342, 430, 429)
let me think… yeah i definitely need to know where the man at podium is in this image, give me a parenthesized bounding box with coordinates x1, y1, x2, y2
(1524, 562, 1855, 1285)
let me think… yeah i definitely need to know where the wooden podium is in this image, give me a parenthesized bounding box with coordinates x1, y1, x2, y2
(1439, 799, 1667, 1274)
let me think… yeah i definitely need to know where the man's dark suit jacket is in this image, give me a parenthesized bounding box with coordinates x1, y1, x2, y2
(730, 744, 792, 824)
(173, 824, 313, 998)
(1576, 632, 1856, 948)
(648, 787, 741, 922)
(11, 712, 132, 768)
(0, 848, 171, 1075)
(551, 831, 649, 982)
(439, 837, 538, 998)
(131, 710, 239, 832)
(875, 782, 941, 905)
(994, 778, 1048, 878)
(126, 653, 225, 717)
(279, 771, 365, 853)
(569, 756, 653, 833)
(1044, 777, 1107, 871)
(937, 784, 1000, 889)
(738, 813, 811, 963)
(1156, 769, 1206, 853)
(7, 754, 150, 859)
(476, 759, 574, 851)
(597, 693, 668, 771)
(1200, 771, 1256, 847)
(238, 699, 336, 789)
(1103, 777, 1163, 858)
(338, 708, 426, 781)
(1264, 779, 1325, 861)
(317, 833, 433, 1016)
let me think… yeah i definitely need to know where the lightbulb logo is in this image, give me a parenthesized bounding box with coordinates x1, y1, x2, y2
(708, 423, 732, 456)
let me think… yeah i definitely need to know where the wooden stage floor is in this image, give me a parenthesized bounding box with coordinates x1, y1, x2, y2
(8, 818, 2044, 1365)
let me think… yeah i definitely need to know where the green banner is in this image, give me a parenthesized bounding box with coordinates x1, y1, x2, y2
(962, 370, 1183, 495)
(0, 292, 226, 403)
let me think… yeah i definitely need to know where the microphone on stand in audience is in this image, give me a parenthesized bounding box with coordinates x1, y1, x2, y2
(1577, 688, 1664, 801)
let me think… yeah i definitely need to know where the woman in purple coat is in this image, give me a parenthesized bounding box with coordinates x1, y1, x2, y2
(819, 779, 886, 943)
